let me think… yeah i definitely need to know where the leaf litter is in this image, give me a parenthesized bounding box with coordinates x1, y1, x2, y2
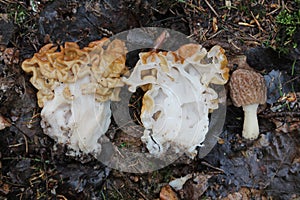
(0, 0, 300, 199)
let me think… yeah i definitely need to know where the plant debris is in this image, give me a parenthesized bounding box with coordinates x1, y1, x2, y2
(0, 0, 299, 199)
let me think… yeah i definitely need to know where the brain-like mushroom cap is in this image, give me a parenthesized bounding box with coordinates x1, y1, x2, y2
(229, 68, 267, 107)
(22, 38, 127, 107)
(21, 38, 127, 155)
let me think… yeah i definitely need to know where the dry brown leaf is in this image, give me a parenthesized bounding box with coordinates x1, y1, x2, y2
(160, 185, 179, 200)
(2, 47, 19, 65)
(272, 118, 300, 133)
(182, 173, 212, 200)
(223, 187, 267, 200)
(212, 17, 218, 33)
(0, 115, 11, 130)
(0, 183, 10, 195)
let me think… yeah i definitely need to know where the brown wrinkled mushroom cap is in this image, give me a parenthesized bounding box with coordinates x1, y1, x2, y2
(229, 68, 267, 107)
(21, 38, 127, 107)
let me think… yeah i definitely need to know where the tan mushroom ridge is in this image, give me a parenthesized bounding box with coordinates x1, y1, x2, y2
(22, 38, 127, 155)
(22, 38, 127, 107)
(123, 44, 229, 158)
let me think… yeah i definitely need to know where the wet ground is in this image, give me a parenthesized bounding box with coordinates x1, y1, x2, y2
(0, 0, 300, 199)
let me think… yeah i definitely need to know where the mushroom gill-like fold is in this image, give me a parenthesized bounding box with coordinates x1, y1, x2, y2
(175, 44, 229, 86)
(21, 38, 127, 155)
(123, 44, 229, 158)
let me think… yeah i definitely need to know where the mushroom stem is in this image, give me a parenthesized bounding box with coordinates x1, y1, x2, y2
(242, 103, 259, 140)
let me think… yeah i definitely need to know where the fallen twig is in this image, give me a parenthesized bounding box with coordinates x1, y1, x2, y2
(259, 111, 300, 118)
(201, 161, 225, 173)
(133, 187, 150, 200)
(204, 0, 219, 17)
(238, 22, 255, 27)
(250, 11, 266, 33)
(22, 133, 28, 154)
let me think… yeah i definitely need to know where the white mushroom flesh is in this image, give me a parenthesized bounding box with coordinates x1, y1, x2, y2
(242, 103, 259, 140)
(21, 39, 127, 156)
(41, 76, 111, 155)
(123, 44, 228, 158)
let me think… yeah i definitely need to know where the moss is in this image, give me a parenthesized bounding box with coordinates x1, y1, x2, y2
(275, 4, 300, 54)
(7, 4, 29, 26)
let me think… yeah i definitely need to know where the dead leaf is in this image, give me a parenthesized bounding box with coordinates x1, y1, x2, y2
(160, 185, 178, 200)
(182, 173, 212, 200)
(271, 118, 300, 133)
(0, 115, 11, 130)
(264, 70, 291, 104)
(2, 47, 19, 65)
(212, 17, 218, 33)
(0, 183, 10, 195)
(223, 187, 267, 200)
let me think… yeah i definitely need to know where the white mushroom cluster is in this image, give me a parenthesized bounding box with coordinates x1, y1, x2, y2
(22, 39, 229, 159)
(22, 38, 127, 155)
(123, 44, 229, 158)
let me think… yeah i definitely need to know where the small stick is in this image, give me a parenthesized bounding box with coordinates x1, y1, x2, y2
(250, 11, 266, 33)
(22, 133, 29, 154)
(204, 0, 219, 17)
(284, 75, 300, 85)
(228, 39, 241, 50)
(208, 30, 224, 39)
(153, 30, 170, 50)
(201, 161, 225, 173)
(259, 111, 300, 118)
(133, 187, 150, 200)
(238, 22, 255, 27)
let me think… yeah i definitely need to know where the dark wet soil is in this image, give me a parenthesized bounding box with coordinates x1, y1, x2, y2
(1, 0, 300, 199)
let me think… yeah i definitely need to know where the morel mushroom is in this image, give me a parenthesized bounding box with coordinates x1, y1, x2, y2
(229, 68, 267, 140)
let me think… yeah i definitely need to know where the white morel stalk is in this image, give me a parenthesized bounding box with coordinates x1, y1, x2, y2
(242, 103, 259, 140)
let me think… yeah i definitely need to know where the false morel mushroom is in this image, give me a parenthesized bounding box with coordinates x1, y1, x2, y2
(229, 68, 267, 140)
(21, 38, 127, 155)
(123, 44, 229, 158)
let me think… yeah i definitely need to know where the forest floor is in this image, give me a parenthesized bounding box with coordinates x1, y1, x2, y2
(0, 0, 300, 199)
